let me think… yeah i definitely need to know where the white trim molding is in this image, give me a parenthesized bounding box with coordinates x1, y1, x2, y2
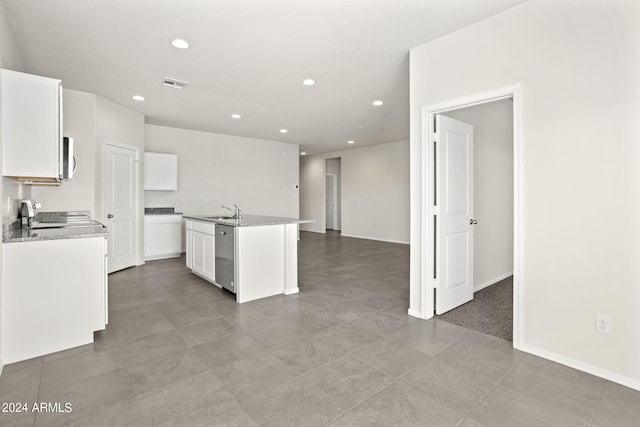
(520, 344, 640, 392)
(474, 272, 513, 293)
(340, 233, 409, 245)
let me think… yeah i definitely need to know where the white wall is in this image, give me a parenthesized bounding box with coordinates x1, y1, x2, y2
(31, 91, 144, 266)
(409, 0, 640, 388)
(31, 89, 97, 214)
(300, 140, 409, 244)
(443, 99, 513, 290)
(144, 124, 299, 221)
(95, 96, 145, 265)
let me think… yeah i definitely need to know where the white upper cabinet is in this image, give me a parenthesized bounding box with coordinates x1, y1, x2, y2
(144, 152, 178, 191)
(1, 69, 62, 180)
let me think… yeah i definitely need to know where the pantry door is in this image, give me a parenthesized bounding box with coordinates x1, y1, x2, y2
(435, 115, 475, 315)
(104, 143, 138, 273)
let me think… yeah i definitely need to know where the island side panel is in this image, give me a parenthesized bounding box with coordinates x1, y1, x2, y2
(284, 223, 299, 295)
(236, 224, 285, 303)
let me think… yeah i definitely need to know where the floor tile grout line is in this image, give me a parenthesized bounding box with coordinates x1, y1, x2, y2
(33, 362, 44, 427)
(321, 349, 437, 426)
(588, 380, 609, 426)
(495, 355, 599, 426)
(450, 346, 527, 424)
(497, 381, 597, 426)
(324, 352, 456, 426)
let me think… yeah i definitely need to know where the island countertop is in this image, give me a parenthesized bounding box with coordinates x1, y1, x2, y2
(184, 214, 313, 227)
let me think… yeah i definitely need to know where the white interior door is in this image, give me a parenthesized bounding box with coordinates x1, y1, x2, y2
(104, 144, 137, 273)
(325, 175, 335, 230)
(435, 115, 475, 315)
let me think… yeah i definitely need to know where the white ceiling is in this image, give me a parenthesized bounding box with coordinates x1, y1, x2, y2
(3, 0, 527, 155)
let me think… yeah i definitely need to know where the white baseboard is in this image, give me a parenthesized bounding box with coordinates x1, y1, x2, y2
(519, 343, 640, 392)
(340, 233, 409, 245)
(284, 287, 299, 295)
(474, 272, 513, 292)
(407, 307, 424, 319)
(300, 228, 326, 234)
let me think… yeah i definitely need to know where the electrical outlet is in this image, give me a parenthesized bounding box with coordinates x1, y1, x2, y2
(595, 314, 612, 335)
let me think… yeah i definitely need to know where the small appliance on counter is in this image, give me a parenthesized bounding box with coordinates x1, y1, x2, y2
(20, 199, 41, 228)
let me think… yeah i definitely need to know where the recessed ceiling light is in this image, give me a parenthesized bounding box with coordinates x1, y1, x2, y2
(132, 95, 145, 101)
(372, 100, 384, 106)
(347, 140, 355, 144)
(302, 78, 316, 86)
(231, 114, 241, 119)
(280, 129, 288, 134)
(171, 38, 190, 49)
(357, 125, 364, 129)
(300, 152, 307, 156)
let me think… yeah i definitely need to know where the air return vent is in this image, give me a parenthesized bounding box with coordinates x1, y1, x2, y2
(162, 78, 189, 90)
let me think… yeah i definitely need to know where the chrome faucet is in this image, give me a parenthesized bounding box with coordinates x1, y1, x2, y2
(221, 204, 242, 219)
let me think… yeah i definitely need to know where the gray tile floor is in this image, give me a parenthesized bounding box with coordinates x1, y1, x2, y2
(1, 231, 638, 426)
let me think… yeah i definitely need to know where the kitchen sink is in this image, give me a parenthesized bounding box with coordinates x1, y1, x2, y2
(203, 216, 236, 221)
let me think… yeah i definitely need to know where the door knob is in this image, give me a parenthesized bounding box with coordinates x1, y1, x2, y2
(470, 219, 477, 225)
(107, 214, 114, 219)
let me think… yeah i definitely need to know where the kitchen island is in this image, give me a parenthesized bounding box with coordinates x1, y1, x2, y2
(184, 214, 312, 303)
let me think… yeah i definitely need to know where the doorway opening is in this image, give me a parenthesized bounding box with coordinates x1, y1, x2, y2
(104, 142, 140, 273)
(435, 99, 514, 341)
(325, 158, 341, 233)
(416, 84, 522, 348)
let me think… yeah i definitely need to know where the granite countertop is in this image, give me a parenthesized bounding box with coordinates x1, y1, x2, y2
(144, 207, 182, 215)
(3, 211, 109, 243)
(3, 223, 108, 243)
(184, 214, 314, 227)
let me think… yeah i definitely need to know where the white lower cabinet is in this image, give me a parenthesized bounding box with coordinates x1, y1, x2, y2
(191, 221, 215, 282)
(144, 214, 182, 260)
(185, 220, 193, 269)
(2, 237, 107, 364)
(184, 219, 300, 304)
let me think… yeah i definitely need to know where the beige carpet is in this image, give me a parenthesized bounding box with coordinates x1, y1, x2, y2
(438, 276, 513, 341)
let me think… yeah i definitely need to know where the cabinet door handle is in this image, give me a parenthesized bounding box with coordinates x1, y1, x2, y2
(107, 214, 114, 219)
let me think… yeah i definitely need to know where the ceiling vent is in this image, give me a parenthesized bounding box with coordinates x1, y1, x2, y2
(162, 78, 189, 90)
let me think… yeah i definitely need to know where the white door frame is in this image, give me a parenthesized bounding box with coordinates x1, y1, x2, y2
(418, 84, 523, 348)
(103, 141, 142, 269)
(325, 173, 338, 230)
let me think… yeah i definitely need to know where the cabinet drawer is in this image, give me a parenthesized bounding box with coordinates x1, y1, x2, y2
(185, 219, 193, 230)
(192, 221, 215, 235)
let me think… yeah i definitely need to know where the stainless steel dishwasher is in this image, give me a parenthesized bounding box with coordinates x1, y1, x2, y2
(215, 224, 236, 293)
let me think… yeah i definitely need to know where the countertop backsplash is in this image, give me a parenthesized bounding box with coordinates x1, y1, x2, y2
(145, 207, 181, 215)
